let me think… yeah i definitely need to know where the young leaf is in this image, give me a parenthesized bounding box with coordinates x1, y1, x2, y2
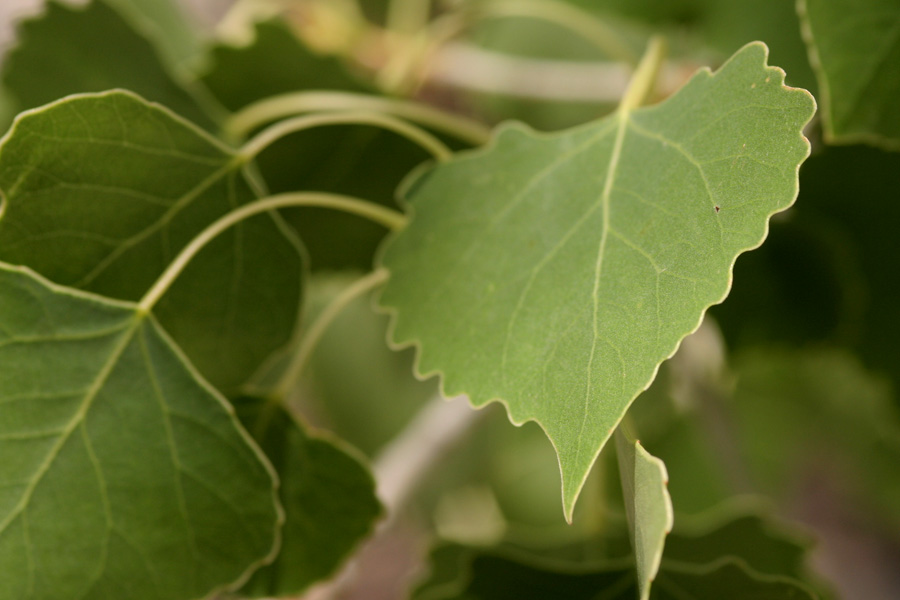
(234, 397, 382, 597)
(798, 0, 900, 147)
(0, 91, 304, 394)
(615, 429, 673, 600)
(378, 42, 815, 519)
(0, 263, 280, 600)
(1, 0, 216, 129)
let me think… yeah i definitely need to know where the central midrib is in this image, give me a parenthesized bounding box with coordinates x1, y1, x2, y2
(0, 316, 140, 538)
(570, 107, 631, 482)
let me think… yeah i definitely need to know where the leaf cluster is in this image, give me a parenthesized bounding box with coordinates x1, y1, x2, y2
(0, 0, 898, 599)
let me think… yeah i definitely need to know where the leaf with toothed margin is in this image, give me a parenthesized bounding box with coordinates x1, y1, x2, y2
(0, 263, 281, 600)
(377, 42, 815, 520)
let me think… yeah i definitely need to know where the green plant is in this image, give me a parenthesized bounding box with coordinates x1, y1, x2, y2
(0, 0, 898, 598)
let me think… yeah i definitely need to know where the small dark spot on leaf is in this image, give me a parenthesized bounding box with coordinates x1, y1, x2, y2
(714, 205, 720, 213)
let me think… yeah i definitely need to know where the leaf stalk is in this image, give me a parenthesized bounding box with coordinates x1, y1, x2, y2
(226, 91, 492, 146)
(268, 269, 390, 402)
(239, 110, 453, 162)
(138, 193, 406, 313)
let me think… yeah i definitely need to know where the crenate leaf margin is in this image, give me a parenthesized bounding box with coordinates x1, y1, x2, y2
(377, 41, 816, 521)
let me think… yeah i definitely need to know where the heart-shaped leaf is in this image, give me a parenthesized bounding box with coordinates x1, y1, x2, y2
(378, 43, 815, 519)
(0, 91, 304, 394)
(0, 263, 280, 600)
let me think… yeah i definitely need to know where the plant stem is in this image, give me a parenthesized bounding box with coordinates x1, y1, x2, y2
(137, 193, 406, 313)
(239, 111, 453, 162)
(268, 269, 389, 402)
(475, 0, 638, 66)
(226, 91, 492, 146)
(619, 35, 666, 113)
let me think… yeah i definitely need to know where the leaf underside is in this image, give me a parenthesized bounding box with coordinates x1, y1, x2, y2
(378, 42, 815, 518)
(0, 91, 304, 394)
(0, 264, 280, 600)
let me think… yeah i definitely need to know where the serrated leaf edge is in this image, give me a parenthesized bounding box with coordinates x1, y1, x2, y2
(376, 41, 815, 521)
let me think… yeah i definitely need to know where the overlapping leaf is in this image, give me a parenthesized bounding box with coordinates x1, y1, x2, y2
(1, 0, 215, 129)
(199, 20, 369, 113)
(378, 42, 815, 518)
(798, 0, 900, 147)
(615, 429, 672, 599)
(201, 21, 435, 270)
(0, 264, 280, 600)
(0, 91, 304, 394)
(234, 397, 382, 597)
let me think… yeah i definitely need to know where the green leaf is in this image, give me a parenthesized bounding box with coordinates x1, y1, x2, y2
(653, 558, 818, 600)
(412, 545, 818, 600)
(1, 0, 216, 129)
(233, 397, 382, 597)
(0, 91, 304, 394)
(664, 507, 813, 581)
(0, 263, 280, 600)
(200, 20, 430, 271)
(413, 545, 635, 600)
(199, 20, 369, 113)
(105, 0, 203, 70)
(615, 429, 672, 599)
(378, 42, 815, 518)
(799, 0, 900, 148)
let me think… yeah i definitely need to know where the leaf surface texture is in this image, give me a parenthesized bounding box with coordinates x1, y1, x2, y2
(0, 264, 279, 600)
(379, 43, 815, 516)
(0, 91, 304, 394)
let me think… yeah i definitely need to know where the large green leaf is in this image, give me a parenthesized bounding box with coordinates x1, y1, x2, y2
(1, 0, 216, 129)
(0, 263, 280, 600)
(378, 42, 814, 518)
(234, 397, 382, 596)
(798, 0, 900, 147)
(615, 429, 672, 599)
(0, 91, 304, 394)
